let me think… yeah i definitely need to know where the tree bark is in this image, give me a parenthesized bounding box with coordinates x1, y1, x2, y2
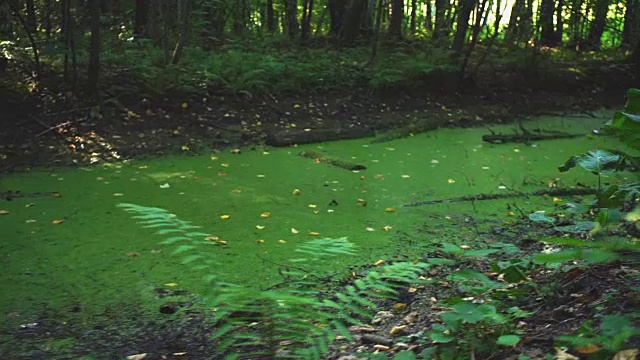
(389, 0, 404, 39)
(410, 0, 417, 34)
(284, 0, 299, 39)
(266, 0, 276, 32)
(622, 0, 639, 47)
(555, 0, 564, 43)
(135, 0, 149, 36)
(25, 0, 37, 33)
(586, 0, 610, 50)
(171, 0, 191, 64)
(568, 0, 583, 48)
(539, 0, 556, 45)
(633, 37, 640, 87)
(87, 0, 101, 94)
(452, 0, 476, 52)
(339, 0, 366, 45)
(328, 0, 345, 35)
(424, 0, 432, 30)
(433, 0, 449, 39)
(301, 0, 314, 41)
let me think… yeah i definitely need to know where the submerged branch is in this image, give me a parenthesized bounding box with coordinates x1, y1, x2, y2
(402, 187, 597, 207)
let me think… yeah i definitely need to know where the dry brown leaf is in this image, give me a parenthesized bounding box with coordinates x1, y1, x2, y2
(612, 349, 639, 360)
(52, 219, 65, 224)
(0, 210, 9, 215)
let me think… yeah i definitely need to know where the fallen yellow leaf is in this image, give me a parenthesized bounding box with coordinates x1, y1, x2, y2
(394, 303, 407, 311)
(385, 207, 396, 213)
(373, 259, 385, 266)
(382, 225, 393, 231)
(292, 189, 301, 195)
(52, 219, 65, 224)
(260, 212, 270, 218)
(308, 231, 320, 236)
(181, 145, 189, 151)
(220, 214, 231, 220)
(256, 225, 266, 230)
(181, 102, 188, 109)
(0, 210, 9, 215)
(256, 239, 265, 244)
(308, 204, 317, 208)
(553, 197, 562, 203)
(205, 236, 220, 241)
(165, 282, 178, 287)
(278, 239, 286, 243)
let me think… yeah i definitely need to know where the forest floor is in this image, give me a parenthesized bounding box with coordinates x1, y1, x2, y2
(0, 60, 633, 174)
(0, 62, 638, 359)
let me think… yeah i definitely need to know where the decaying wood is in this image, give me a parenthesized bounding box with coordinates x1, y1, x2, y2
(266, 127, 375, 146)
(298, 149, 366, 171)
(482, 132, 583, 144)
(402, 187, 597, 207)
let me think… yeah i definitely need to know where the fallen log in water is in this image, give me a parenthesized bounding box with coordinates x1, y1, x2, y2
(298, 149, 366, 171)
(402, 187, 597, 207)
(266, 127, 375, 147)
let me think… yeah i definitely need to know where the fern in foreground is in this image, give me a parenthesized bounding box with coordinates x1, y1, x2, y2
(118, 203, 430, 359)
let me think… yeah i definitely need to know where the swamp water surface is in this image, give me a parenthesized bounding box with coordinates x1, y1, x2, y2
(0, 113, 627, 356)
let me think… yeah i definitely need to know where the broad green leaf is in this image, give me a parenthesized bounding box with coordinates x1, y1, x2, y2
(502, 265, 528, 283)
(553, 221, 596, 233)
(534, 249, 581, 264)
(172, 244, 196, 254)
(464, 249, 499, 257)
(529, 212, 555, 223)
(161, 236, 191, 244)
(429, 331, 455, 343)
(393, 350, 417, 360)
(497, 334, 521, 346)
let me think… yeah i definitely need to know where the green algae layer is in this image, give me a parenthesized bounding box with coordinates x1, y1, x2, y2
(0, 113, 629, 356)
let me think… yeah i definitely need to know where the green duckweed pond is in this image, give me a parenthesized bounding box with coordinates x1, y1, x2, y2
(0, 113, 628, 357)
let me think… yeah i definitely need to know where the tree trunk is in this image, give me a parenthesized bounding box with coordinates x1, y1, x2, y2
(328, 0, 345, 35)
(43, 0, 53, 36)
(504, 0, 524, 43)
(586, 0, 610, 50)
(135, 0, 149, 36)
(284, 0, 299, 39)
(555, 0, 564, 43)
(433, 0, 449, 39)
(339, 0, 366, 45)
(389, 0, 404, 38)
(633, 37, 640, 86)
(539, 0, 556, 45)
(25, 0, 37, 33)
(87, 0, 101, 94)
(452, 0, 476, 52)
(622, 0, 639, 47)
(301, 0, 314, 41)
(410, 0, 417, 34)
(568, 0, 583, 48)
(425, 0, 432, 30)
(266, 0, 276, 32)
(171, 0, 191, 64)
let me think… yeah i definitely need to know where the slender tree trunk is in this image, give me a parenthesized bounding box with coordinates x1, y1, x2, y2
(622, 0, 638, 47)
(452, 0, 476, 52)
(504, 0, 525, 43)
(25, 0, 37, 33)
(328, 0, 345, 36)
(568, 0, 583, 48)
(410, 0, 417, 34)
(389, 0, 404, 38)
(433, 0, 449, 39)
(301, 0, 314, 41)
(586, 0, 610, 49)
(555, 0, 564, 43)
(339, 0, 366, 45)
(539, 0, 556, 45)
(135, 0, 149, 36)
(87, 0, 101, 94)
(633, 37, 640, 86)
(425, 0, 432, 30)
(284, 0, 299, 39)
(171, 0, 191, 64)
(265, 0, 275, 32)
(43, 0, 53, 36)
